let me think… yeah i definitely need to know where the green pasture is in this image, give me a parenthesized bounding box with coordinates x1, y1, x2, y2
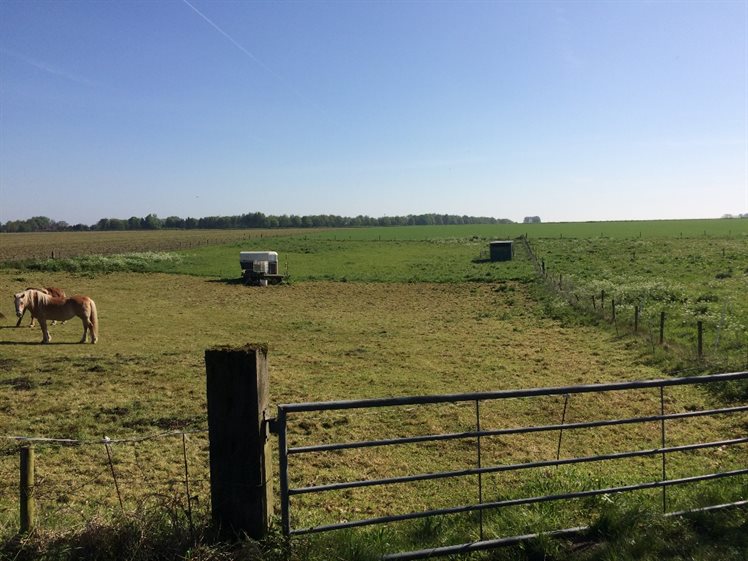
(12, 220, 747, 371)
(530, 235, 748, 371)
(14, 237, 533, 283)
(0, 221, 746, 559)
(307, 218, 748, 241)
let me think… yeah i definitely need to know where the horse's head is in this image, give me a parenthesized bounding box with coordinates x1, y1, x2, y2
(14, 291, 29, 317)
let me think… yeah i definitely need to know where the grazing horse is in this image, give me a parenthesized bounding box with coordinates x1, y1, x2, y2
(16, 287, 66, 328)
(14, 289, 98, 344)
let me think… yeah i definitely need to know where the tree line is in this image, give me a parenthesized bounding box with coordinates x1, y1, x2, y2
(0, 212, 513, 233)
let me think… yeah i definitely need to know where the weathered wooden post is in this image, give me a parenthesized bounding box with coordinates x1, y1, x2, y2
(205, 344, 273, 539)
(20, 445, 35, 533)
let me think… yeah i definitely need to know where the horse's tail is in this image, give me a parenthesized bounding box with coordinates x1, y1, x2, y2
(89, 298, 99, 343)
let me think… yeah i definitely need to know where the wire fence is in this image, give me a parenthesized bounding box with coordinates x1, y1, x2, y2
(0, 430, 211, 534)
(520, 236, 748, 371)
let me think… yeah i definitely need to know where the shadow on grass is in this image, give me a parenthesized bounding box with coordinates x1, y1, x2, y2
(206, 277, 246, 286)
(0, 340, 90, 345)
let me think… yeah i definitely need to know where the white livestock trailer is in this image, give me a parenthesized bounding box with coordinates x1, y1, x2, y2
(240, 251, 285, 285)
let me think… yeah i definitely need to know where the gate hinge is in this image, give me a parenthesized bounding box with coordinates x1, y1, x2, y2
(264, 416, 280, 436)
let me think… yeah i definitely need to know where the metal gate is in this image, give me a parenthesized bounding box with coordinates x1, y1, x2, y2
(270, 371, 748, 559)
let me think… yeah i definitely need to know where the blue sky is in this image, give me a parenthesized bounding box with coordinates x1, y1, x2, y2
(1, 0, 746, 225)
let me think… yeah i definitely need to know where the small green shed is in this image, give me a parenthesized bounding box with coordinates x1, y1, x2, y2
(489, 240, 513, 261)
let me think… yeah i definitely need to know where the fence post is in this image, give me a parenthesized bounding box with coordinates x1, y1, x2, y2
(697, 321, 703, 358)
(659, 311, 665, 345)
(20, 445, 35, 533)
(205, 344, 273, 539)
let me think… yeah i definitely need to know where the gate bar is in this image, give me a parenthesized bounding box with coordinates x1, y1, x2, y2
(660, 386, 668, 513)
(277, 408, 291, 536)
(286, 405, 748, 455)
(475, 399, 483, 540)
(290, 468, 748, 536)
(382, 500, 748, 561)
(382, 525, 590, 561)
(277, 372, 748, 414)
(288, 438, 748, 496)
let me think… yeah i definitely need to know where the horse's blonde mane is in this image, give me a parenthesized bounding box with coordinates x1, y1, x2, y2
(28, 289, 49, 310)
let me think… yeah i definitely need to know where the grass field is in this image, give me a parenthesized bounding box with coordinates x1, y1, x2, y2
(0, 228, 308, 262)
(0, 220, 745, 560)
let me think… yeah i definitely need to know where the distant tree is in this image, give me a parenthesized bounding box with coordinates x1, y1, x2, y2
(111, 218, 128, 230)
(23, 216, 54, 231)
(164, 216, 185, 229)
(143, 213, 163, 229)
(523, 216, 541, 224)
(4, 210, 510, 232)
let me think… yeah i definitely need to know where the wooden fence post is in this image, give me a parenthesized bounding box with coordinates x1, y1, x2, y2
(205, 344, 273, 539)
(20, 445, 35, 533)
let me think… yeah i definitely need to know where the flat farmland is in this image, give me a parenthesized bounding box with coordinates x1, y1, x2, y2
(0, 228, 307, 262)
(0, 223, 745, 554)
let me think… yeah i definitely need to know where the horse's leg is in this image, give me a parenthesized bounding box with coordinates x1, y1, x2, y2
(39, 318, 51, 344)
(29, 313, 36, 328)
(87, 313, 96, 344)
(80, 314, 88, 343)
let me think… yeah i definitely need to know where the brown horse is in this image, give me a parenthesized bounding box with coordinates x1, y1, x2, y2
(14, 289, 98, 344)
(16, 287, 66, 327)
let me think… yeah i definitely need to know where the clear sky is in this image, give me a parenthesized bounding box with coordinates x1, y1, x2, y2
(1, 0, 746, 225)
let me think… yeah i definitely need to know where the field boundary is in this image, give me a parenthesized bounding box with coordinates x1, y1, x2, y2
(520, 236, 747, 370)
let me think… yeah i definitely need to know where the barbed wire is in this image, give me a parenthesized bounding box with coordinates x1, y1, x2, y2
(0, 429, 213, 533)
(1, 428, 208, 446)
